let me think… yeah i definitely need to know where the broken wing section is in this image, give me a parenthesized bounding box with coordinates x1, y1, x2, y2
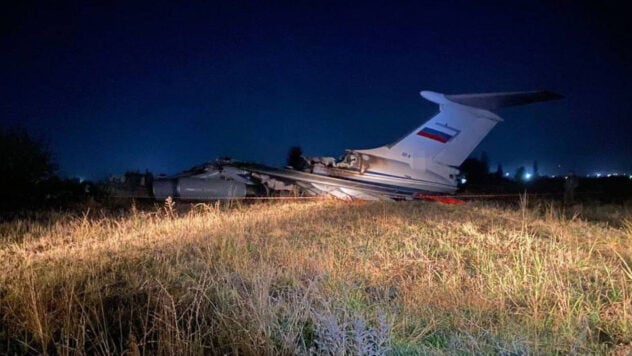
(251, 168, 412, 201)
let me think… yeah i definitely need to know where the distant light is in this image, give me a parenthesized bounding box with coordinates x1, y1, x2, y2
(504, 172, 510, 177)
(551, 175, 556, 178)
(524, 173, 532, 180)
(595, 173, 601, 178)
(460, 178, 467, 184)
(607, 174, 612, 177)
(629, 175, 632, 180)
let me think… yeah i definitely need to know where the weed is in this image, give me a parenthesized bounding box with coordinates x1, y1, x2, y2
(0, 200, 630, 354)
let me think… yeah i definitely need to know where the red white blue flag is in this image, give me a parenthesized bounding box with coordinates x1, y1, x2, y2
(417, 127, 455, 143)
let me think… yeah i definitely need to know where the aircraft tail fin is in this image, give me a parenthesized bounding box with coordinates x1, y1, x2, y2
(386, 90, 562, 168)
(444, 90, 563, 111)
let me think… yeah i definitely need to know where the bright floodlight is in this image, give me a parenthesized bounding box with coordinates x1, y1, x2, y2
(460, 178, 467, 184)
(524, 173, 532, 180)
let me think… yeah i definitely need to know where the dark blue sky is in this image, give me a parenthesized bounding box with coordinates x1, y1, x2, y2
(2, 1, 631, 179)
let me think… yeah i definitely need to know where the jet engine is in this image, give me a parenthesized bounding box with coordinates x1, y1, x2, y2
(153, 177, 247, 200)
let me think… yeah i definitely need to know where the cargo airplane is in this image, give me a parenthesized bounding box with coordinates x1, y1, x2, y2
(153, 90, 562, 201)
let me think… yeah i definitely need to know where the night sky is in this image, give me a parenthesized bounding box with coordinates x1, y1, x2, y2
(2, 1, 631, 179)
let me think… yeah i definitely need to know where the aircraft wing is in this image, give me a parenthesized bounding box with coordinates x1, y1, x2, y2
(245, 165, 422, 201)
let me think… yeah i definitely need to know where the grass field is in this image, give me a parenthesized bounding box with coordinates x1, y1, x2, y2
(1, 198, 631, 354)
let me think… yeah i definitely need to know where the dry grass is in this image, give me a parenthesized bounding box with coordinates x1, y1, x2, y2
(1, 199, 631, 354)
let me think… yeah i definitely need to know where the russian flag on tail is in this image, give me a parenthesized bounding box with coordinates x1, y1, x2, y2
(416, 127, 456, 143)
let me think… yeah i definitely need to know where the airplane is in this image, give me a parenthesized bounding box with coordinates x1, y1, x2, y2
(152, 90, 562, 201)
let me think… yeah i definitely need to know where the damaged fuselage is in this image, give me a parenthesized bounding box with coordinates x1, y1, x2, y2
(152, 89, 562, 201)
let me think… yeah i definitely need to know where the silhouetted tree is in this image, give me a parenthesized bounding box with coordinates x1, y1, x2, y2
(514, 166, 526, 182)
(286, 146, 307, 170)
(495, 164, 504, 179)
(533, 160, 539, 178)
(0, 129, 56, 209)
(480, 151, 490, 175)
(460, 157, 489, 184)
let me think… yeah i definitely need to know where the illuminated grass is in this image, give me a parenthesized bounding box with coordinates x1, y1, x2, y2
(0, 200, 631, 354)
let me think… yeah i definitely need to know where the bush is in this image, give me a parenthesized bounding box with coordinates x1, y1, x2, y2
(0, 129, 56, 210)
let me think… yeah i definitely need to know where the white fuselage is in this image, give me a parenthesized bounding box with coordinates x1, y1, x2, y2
(310, 150, 459, 194)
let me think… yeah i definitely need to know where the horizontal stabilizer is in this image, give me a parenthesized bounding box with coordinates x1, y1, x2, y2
(444, 90, 563, 111)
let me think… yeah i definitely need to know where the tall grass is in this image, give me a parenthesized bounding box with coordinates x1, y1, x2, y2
(1, 199, 631, 354)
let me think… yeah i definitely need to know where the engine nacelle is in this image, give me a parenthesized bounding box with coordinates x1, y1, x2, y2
(153, 177, 247, 200)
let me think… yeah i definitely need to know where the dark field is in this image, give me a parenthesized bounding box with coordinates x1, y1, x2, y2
(1, 198, 631, 354)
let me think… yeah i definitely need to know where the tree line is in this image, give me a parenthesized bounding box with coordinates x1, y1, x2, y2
(0, 129, 105, 214)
